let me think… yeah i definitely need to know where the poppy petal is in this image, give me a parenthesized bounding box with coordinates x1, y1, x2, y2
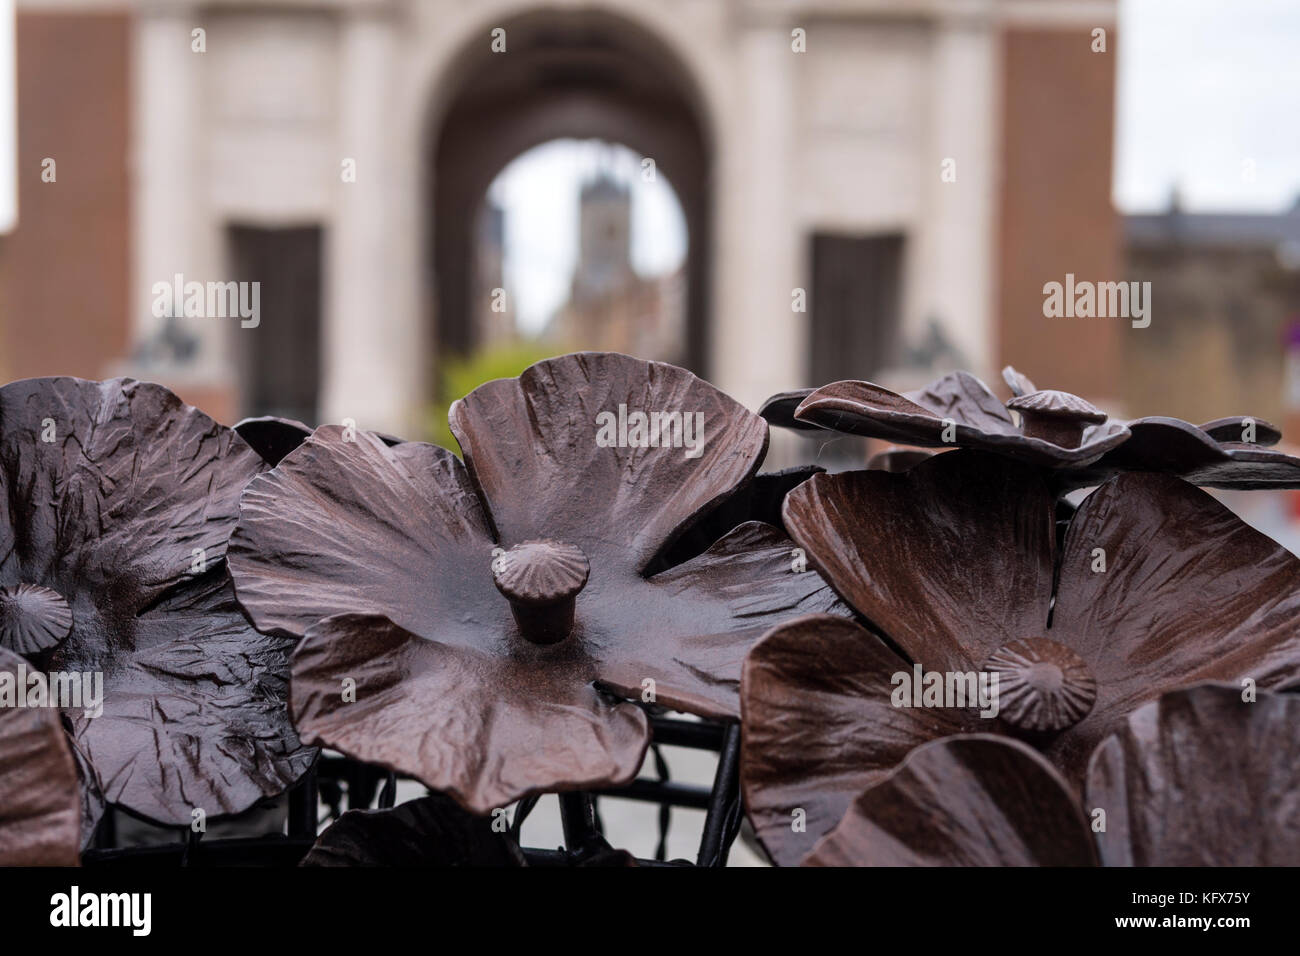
(291, 613, 650, 814)
(740, 615, 984, 866)
(1086, 684, 1300, 865)
(805, 735, 1096, 866)
(449, 352, 768, 574)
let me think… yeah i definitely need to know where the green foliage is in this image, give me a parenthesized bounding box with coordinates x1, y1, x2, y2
(428, 341, 561, 452)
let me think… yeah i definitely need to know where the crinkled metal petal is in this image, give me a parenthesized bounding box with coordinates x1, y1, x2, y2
(796, 377, 1129, 467)
(291, 613, 650, 815)
(52, 574, 315, 827)
(1047, 472, 1300, 780)
(739, 615, 984, 867)
(0, 647, 80, 864)
(805, 735, 1097, 867)
(229, 428, 499, 645)
(0, 377, 263, 606)
(757, 388, 819, 432)
(1086, 683, 1300, 866)
(448, 352, 768, 574)
(783, 451, 1056, 674)
(595, 522, 850, 722)
(1079, 416, 1300, 489)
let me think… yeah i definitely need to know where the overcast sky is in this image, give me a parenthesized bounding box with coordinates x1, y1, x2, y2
(1116, 0, 1300, 212)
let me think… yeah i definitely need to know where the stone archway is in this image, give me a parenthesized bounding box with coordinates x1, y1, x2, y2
(427, 8, 712, 375)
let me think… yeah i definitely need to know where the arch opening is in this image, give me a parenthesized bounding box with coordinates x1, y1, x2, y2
(427, 9, 712, 384)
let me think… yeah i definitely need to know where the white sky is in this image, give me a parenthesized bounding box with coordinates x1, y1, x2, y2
(1115, 0, 1300, 212)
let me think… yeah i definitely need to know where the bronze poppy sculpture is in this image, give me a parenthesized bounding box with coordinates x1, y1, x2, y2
(759, 369, 1130, 468)
(229, 352, 847, 816)
(806, 684, 1300, 866)
(0, 647, 81, 865)
(763, 364, 1300, 488)
(740, 449, 1300, 865)
(1001, 366, 1300, 489)
(0, 377, 315, 846)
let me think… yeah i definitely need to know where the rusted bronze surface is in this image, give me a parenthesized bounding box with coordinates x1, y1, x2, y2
(741, 449, 1300, 865)
(0, 377, 314, 832)
(231, 353, 848, 814)
(0, 647, 81, 865)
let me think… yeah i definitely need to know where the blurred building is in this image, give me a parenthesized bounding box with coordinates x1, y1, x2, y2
(472, 199, 512, 348)
(0, 0, 1120, 437)
(548, 173, 686, 362)
(1124, 194, 1300, 433)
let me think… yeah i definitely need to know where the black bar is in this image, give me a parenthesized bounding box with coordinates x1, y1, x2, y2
(647, 714, 728, 750)
(287, 766, 318, 839)
(82, 836, 315, 868)
(558, 791, 597, 850)
(521, 848, 689, 867)
(696, 724, 742, 867)
(594, 779, 712, 809)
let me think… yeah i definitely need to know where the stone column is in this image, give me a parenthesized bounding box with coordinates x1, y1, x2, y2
(713, 19, 801, 420)
(130, 5, 202, 355)
(908, 10, 998, 380)
(321, 5, 424, 436)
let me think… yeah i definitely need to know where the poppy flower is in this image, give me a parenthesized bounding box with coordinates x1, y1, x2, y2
(228, 352, 847, 815)
(1001, 366, 1300, 489)
(740, 449, 1300, 865)
(0, 377, 315, 835)
(806, 684, 1300, 866)
(766, 369, 1129, 469)
(0, 647, 80, 864)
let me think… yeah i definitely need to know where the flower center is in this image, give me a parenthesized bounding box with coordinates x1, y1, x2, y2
(1005, 389, 1107, 450)
(982, 637, 1096, 733)
(0, 582, 74, 655)
(492, 540, 590, 646)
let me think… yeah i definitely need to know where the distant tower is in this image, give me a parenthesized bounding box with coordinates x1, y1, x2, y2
(547, 164, 683, 363)
(474, 199, 509, 345)
(571, 174, 633, 303)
